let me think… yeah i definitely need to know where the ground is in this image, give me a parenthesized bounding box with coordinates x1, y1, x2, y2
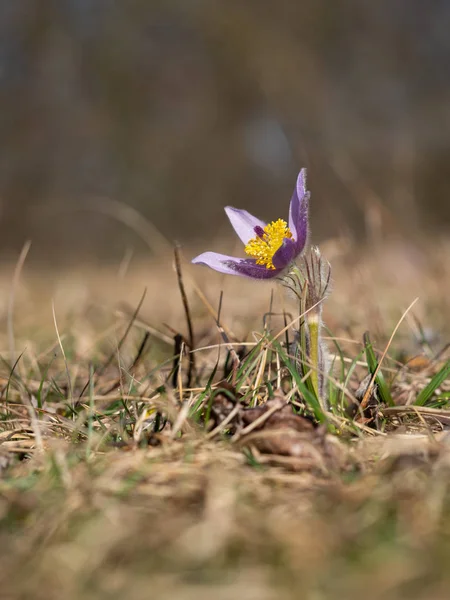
(0, 237, 449, 599)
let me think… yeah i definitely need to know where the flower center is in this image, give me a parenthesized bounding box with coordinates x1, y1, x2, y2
(244, 219, 293, 270)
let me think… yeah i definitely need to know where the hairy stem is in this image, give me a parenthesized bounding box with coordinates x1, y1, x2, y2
(307, 315, 321, 400)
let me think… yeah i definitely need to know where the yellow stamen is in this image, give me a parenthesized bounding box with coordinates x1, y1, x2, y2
(244, 219, 293, 270)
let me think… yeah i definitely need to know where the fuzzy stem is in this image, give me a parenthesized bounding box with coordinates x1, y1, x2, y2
(282, 256, 331, 409)
(307, 314, 321, 400)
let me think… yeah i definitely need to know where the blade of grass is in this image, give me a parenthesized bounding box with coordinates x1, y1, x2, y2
(324, 325, 346, 383)
(52, 300, 73, 407)
(360, 297, 418, 410)
(363, 332, 394, 407)
(8, 240, 31, 378)
(174, 245, 196, 386)
(414, 360, 450, 406)
(339, 348, 365, 410)
(234, 338, 266, 391)
(270, 337, 325, 423)
(189, 360, 220, 420)
(36, 356, 56, 409)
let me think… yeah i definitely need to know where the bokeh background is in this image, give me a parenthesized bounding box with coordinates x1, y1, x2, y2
(0, 0, 449, 267)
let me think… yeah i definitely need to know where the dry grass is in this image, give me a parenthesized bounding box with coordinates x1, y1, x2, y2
(0, 237, 449, 599)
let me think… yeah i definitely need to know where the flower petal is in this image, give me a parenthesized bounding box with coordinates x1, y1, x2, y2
(224, 207, 266, 244)
(272, 237, 297, 270)
(192, 252, 246, 276)
(229, 259, 280, 279)
(288, 168, 310, 253)
(192, 252, 279, 279)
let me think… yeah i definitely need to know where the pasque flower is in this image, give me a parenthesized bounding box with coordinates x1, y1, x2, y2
(192, 169, 310, 279)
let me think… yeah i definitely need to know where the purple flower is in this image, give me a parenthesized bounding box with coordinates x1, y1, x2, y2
(192, 169, 310, 279)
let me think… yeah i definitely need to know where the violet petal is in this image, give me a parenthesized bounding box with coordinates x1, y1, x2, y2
(228, 259, 280, 279)
(192, 251, 279, 279)
(272, 237, 297, 269)
(192, 252, 247, 276)
(224, 207, 266, 244)
(288, 168, 310, 254)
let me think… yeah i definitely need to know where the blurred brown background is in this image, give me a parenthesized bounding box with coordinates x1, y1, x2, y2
(0, 0, 449, 267)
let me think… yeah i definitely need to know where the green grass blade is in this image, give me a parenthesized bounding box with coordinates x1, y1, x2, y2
(271, 337, 326, 423)
(414, 360, 450, 406)
(363, 332, 394, 407)
(189, 360, 219, 419)
(327, 355, 338, 410)
(36, 357, 56, 409)
(234, 339, 266, 391)
(293, 338, 317, 399)
(339, 348, 365, 410)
